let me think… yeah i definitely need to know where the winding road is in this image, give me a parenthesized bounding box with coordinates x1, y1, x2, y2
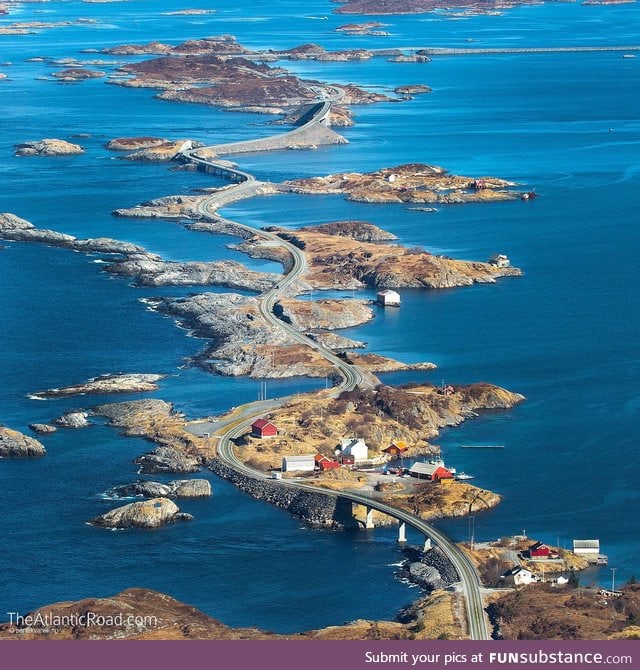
(180, 102, 490, 640)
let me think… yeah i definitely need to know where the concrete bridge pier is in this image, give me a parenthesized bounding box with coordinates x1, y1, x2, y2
(365, 507, 375, 530)
(398, 521, 407, 544)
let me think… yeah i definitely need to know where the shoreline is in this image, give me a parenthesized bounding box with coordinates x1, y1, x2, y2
(2, 0, 632, 640)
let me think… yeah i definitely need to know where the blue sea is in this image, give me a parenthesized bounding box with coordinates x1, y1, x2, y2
(1, 0, 639, 632)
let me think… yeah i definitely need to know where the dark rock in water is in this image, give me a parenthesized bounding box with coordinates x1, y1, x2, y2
(110, 478, 211, 499)
(399, 545, 460, 590)
(0, 427, 46, 458)
(111, 481, 173, 498)
(29, 423, 57, 435)
(408, 562, 447, 591)
(134, 446, 200, 474)
(52, 411, 90, 429)
(89, 497, 189, 529)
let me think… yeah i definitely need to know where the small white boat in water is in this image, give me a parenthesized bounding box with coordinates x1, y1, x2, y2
(455, 472, 474, 481)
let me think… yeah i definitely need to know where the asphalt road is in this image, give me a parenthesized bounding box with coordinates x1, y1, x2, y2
(178, 103, 490, 640)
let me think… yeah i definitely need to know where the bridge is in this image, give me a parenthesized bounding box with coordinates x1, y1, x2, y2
(182, 99, 342, 160)
(179, 99, 490, 640)
(378, 45, 640, 57)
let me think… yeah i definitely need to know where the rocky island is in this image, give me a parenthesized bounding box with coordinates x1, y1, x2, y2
(235, 219, 522, 290)
(0, 426, 46, 458)
(283, 162, 522, 205)
(31, 373, 165, 399)
(89, 497, 192, 529)
(14, 139, 84, 157)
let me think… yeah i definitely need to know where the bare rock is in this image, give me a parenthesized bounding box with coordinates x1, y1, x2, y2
(52, 411, 90, 429)
(134, 446, 200, 474)
(29, 423, 57, 435)
(110, 478, 211, 498)
(52, 68, 105, 81)
(32, 373, 165, 399)
(0, 426, 46, 458)
(89, 497, 189, 529)
(15, 139, 84, 157)
(172, 479, 212, 498)
(105, 136, 168, 151)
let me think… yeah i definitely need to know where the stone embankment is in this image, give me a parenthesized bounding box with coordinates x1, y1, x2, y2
(208, 459, 357, 529)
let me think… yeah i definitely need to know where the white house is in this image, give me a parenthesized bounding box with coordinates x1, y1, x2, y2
(488, 253, 510, 268)
(573, 539, 600, 563)
(376, 289, 401, 307)
(501, 567, 538, 587)
(339, 438, 368, 462)
(281, 454, 316, 472)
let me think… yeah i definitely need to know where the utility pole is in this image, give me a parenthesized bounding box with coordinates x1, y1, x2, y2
(611, 567, 617, 594)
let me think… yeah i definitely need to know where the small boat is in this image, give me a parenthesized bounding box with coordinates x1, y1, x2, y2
(455, 472, 474, 481)
(622, 54, 636, 59)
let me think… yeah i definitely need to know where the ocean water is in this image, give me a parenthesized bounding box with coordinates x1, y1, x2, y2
(1, 0, 639, 631)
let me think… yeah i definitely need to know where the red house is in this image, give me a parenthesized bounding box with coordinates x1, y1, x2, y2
(383, 440, 408, 456)
(251, 418, 278, 438)
(315, 454, 340, 471)
(526, 542, 551, 559)
(339, 454, 355, 466)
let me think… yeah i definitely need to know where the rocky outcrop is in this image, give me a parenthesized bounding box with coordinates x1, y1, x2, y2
(52, 411, 90, 429)
(89, 497, 192, 529)
(134, 446, 201, 474)
(283, 163, 522, 205)
(298, 220, 397, 242)
(237, 221, 522, 291)
(52, 68, 105, 81)
(28, 423, 57, 435)
(394, 84, 432, 95)
(0, 213, 274, 293)
(105, 254, 278, 292)
(275, 298, 374, 331)
(0, 588, 279, 640)
(0, 427, 46, 458)
(105, 136, 168, 151)
(0, 212, 143, 255)
(336, 22, 389, 36)
(32, 373, 165, 399)
(110, 478, 212, 498)
(401, 546, 460, 590)
(120, 140, 201, 162)
(15, 139, 84, 156)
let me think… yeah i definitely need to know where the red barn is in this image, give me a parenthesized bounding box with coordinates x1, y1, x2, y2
(251, 418, 278, 438)
(527, 541, 551, 559)
(315, 454, 341, 471)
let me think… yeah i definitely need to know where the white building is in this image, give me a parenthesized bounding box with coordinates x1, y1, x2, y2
(501, 567, 538, 587)
(339, 438, 368, 462)
(281, 454, 316, 472)
(488, 253, 510, 268)
(376, 289, 401, 307)
(573, 539, 600, 563)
